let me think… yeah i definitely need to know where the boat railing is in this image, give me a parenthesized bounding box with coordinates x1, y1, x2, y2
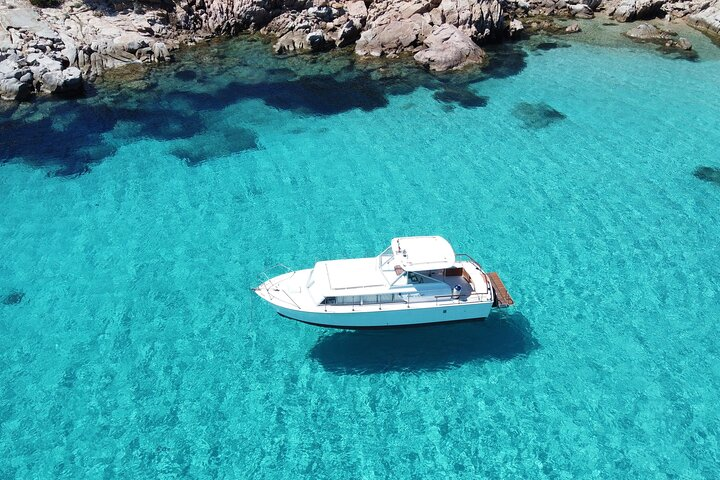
(456, 253, 483, 269)
(256, 263, 294, 287)
(455, 253, 494, 305)
(255, 264, 302, 309)
(278, 289, 302, 310)
(323, 290, 490, 312)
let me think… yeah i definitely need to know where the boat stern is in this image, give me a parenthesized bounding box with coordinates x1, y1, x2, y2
(487, 272, 514, 308)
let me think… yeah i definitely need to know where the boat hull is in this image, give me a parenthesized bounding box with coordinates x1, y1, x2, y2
(268, 301, 493, 329)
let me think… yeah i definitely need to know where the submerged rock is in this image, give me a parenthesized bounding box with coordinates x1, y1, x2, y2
(48, 163, 92, 178)
(693, 166, 720, 185)
(175, 69, 198, 81)
(566, 22, 581, 33)
(676, 37, 693, 50)
(534, 41, 570, 50)
(170, 126, 258, 166)
(433, 84, 489, 107)
(626, 23, 694, 51)
(524, 18, 574, 36)
(626, 23, 672, 39)
(512, 101, 566, 128)
(2, 291, 24, 305)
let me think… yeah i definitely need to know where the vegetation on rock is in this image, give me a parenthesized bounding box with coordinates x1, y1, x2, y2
(29, 0, 62, 7)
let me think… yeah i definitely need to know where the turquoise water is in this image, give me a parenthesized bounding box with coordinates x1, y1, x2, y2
(2, 33, 720, 477)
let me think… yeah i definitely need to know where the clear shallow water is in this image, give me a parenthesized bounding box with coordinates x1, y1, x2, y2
(1, 34, 720, 477)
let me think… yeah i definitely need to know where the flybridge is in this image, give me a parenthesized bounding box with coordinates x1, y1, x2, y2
(382, 236, 457, 272)
(311, 236, 460, 297)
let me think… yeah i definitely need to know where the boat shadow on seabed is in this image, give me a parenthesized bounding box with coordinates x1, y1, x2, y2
(308, 310, 539, 375)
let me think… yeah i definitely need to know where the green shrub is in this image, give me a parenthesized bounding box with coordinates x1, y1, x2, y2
(29, 0, 62, 7)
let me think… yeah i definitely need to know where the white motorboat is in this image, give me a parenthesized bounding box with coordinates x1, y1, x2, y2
(254, 236, 514, 329)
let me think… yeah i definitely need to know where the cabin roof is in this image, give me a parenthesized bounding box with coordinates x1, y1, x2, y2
(391, 236, 456, 272)
(324, 258, 385, 290)
(306, 236, 458, 298)
(308, 257, 387, 297)
(310, 257, 447, 297)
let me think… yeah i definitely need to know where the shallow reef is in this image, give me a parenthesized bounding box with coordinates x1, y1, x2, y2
(481, 43, 529, 79)
(533, 41, 572, 51)
(433, 86, 489, 109)
(2, 291, 24, 305)
(170, 127, 259, 166)
(1, 38, 531, 177)
(512, 101, 567, 128)
(693, 166, 720, 186)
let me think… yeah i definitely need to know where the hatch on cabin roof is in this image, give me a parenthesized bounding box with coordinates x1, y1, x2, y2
(392, 236, 456, 272)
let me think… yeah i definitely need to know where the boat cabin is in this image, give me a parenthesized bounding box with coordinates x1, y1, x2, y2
(305, 236, 488, 306)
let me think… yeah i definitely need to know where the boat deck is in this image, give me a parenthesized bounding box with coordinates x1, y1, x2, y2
(488, 272, 514, 307)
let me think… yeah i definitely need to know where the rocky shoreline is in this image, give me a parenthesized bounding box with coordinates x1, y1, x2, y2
(1, 0, 719, 101)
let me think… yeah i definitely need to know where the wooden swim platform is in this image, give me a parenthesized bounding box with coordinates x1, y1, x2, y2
(488, 272, 514, 308)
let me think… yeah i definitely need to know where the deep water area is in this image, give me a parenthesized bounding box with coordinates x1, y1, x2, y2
(1, 32, 720, 478)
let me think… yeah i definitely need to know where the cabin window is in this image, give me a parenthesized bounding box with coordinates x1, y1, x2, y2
(328, 295, 398, 305)
(336, 296, 361, 305)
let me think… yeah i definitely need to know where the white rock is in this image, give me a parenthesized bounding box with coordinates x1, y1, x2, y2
(688, 2, 720, 37)
(611, 0, 667, 22)
(346, 0, 368, 20)
(509, 18, 524, 37)
(152, 41, 170, 62)
(565, 22, 581, 32)
(355, 20, 420, 56)
(413, 24, 485, 71)
(41, 66, 82, 94)
(0, 77, 33, 101)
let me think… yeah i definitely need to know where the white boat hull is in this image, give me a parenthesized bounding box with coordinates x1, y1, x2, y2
(274, 304, 492, 329)
(259, 294, 493, 329)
